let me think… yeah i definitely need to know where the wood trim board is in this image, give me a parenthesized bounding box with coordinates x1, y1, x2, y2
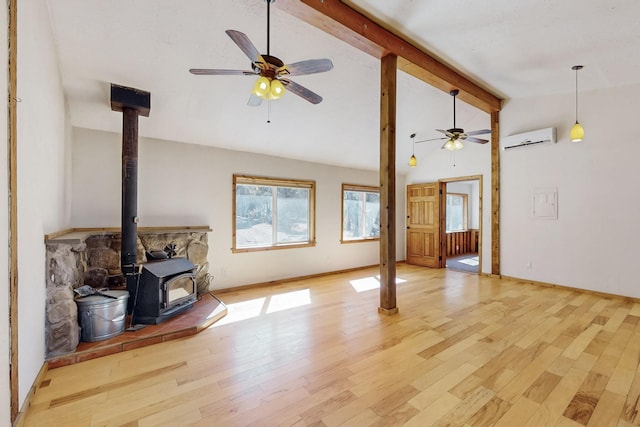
(8, 0, 19, 421)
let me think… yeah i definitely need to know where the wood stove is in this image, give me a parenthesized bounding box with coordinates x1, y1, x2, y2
(128, 258, 197, 324)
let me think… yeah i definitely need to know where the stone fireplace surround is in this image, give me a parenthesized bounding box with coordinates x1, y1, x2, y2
(44, 226, 212, 359)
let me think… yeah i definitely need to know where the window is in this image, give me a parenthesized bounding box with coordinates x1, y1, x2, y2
(341, 184, 380, 242)
(233, 175, 315, 252)
(446, 193, 468, 232)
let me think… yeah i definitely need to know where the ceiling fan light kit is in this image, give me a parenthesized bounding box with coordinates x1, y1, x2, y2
(570, 65, 585, 142)
(252, 76, 284, 100)
(444, 139, 464, 151)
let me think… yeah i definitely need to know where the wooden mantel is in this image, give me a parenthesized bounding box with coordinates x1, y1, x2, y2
(45, 225, 212, 244)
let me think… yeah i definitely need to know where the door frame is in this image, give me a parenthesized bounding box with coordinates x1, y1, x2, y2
(440, 175, 483, 273)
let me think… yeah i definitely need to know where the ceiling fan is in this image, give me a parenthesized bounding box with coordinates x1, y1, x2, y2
(416, 89, 491, 150)
(189, 0, 333, 106)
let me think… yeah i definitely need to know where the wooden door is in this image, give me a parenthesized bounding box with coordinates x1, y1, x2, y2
(406, 182, 445, 268)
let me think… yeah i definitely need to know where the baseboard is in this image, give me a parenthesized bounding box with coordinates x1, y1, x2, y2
(215, 262, 406, 294)
(12, 362, 48, 427)
(500, 274, 640, 304)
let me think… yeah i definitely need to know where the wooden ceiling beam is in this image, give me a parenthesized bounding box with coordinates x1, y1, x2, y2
(276, 0, 502, 113)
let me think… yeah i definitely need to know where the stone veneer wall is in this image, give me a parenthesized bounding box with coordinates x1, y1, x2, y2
(45, 227, 211, 358)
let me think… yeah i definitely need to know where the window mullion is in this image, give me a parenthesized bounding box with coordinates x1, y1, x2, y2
(272, 188, 278, 245)
(360, 192, 366, 237)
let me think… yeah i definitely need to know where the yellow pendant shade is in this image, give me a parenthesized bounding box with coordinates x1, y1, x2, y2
(444, 139, 455, 151)
(409, 154, 417, 167)
(453, 139, 464, 150)
(570, 122, 584, 142)
(269, 79, 285, 99)
(253, 76, 270, 99)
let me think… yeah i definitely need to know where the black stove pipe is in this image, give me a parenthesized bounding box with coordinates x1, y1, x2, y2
(110, 84, 150, 292)
(121, 107, 139, 282)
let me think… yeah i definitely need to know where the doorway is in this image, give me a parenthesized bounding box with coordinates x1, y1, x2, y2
(442, 177, 482, 273)
(406, 175, 482, 273)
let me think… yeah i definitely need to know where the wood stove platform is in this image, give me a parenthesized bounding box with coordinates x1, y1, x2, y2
(47, 292, 227, 369)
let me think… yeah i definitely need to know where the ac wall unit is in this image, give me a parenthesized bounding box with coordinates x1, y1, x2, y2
(502, 127, 556, 151)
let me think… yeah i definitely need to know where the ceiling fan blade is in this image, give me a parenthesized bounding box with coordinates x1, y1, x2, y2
(436, 129, 455, 138)
(281, 79, 323, 104)
(189, 68, 256, 76)
(247, 94, 263, 107)
(225, 30, 264, 64)
(465, 129, 491, 136)
(277, 59, 334, 77)
(465, 136, 489, 144)
(415, 137, 447, 143)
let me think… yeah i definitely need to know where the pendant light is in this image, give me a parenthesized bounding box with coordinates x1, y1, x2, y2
(408, 133, 417, 167)
(570, 65, 584, 142)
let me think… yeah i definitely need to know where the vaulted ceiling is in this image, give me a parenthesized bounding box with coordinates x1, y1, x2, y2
(45, 0, 640, 172)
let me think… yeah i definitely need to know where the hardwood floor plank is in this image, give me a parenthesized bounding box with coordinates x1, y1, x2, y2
(492, 396, 539, 427)
(562, 371, 609, 425)
(497, 345, 563, 403)
(20, 265, 640, 426)
(404, 392, 460, 427)
(408, 363, 477, 410)
(524, 371, 563, 403)
(434, 385, 495, 426)
(465, 395, 512, 426)
(586, 389, 626, 427)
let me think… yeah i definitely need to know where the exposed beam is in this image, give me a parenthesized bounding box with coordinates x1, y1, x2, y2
(378, 54, 397, 315)
(276, 0, 502, 113)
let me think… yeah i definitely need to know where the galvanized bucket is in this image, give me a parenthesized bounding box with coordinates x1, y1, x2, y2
(76, 290, 129, 342)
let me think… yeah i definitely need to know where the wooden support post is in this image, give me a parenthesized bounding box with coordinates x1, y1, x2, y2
(379, 54, 398, 315)
(491, 111, 500, 275)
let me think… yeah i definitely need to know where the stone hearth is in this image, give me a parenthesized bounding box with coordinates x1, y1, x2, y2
(44, 226, 212, 358)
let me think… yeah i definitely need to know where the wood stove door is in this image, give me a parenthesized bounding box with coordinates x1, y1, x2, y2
(164, 273, 196, 308)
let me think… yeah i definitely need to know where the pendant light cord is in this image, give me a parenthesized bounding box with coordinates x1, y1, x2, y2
(266, 0, 271, 56)
(575, 67, 579, 122)
(572, 65, 583, 123)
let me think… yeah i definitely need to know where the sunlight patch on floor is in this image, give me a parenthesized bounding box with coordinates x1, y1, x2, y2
(212, 297, 266, 327)
(266, 289, 311, 314)
(349, 275, 407, 293)
(459, 256, 479, 266)
(212, 289, 312, 326)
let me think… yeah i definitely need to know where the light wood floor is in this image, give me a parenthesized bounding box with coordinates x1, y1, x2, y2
(22, 264, 640, 426)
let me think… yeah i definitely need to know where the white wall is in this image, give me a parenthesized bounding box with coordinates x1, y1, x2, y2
(446, 180, 480, 230)
(500, 83, 640, 298)
(406, 112, 492, 273)
(0, 2, 10, 424)
(71, 127, 406, 288)
(17, 0, 71, 409)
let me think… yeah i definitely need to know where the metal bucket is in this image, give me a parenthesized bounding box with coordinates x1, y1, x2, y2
(76, 290, 129, 342)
